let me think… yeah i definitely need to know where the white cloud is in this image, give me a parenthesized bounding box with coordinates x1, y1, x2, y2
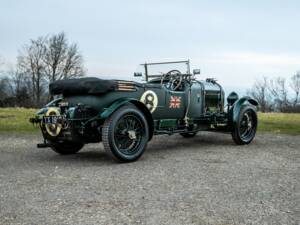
(190, 51, 300, 94)
(203, 51, 300, 66)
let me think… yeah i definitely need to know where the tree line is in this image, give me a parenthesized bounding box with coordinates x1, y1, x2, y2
(0, 32, 85, 107)
(1, 32, 300, 112)
(248, 72, 300, 113)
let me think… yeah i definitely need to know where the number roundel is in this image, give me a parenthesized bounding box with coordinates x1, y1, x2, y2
(44, 107, 62, 137)
(140, 90, 158, 113)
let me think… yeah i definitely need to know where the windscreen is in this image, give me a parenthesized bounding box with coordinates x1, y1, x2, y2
(146, 62, 189, 76)
(134, 61, 190, 82)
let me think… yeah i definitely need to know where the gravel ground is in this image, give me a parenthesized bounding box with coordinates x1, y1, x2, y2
(0, 132, 299, 225)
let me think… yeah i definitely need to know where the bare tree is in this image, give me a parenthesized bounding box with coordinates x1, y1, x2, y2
(11, 69, 32, 105)
(269, 77, 289, 111)
(0, 77, 10, 103)
(248, 76, 272, 112)
(17, 37, 46, 106)
(0, 56, 5, 77)
(14, 32, 85, 107)
(290, 72, 300, 106)
(43, 32, 85, 82)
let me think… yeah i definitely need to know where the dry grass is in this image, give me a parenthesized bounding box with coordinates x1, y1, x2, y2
(258, 112, 300, 135)
(0, 108, 299, 135)
(0, 108, 38, 133)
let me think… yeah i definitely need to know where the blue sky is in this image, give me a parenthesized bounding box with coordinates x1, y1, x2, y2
(1, 0, 300, 94)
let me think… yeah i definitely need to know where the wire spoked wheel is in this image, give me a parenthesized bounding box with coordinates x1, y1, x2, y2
(102, 104, 149, 162)
(114, 114, 143, 155)
(240, 111, 255, 140)
(232, 105, 257, 145)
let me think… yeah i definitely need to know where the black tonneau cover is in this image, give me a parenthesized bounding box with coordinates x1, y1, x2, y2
(49, 77, 118, 96)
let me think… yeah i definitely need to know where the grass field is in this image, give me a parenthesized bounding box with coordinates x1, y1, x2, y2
(258, 112, 300, 135)
(0, 108, 300, 135)
(0, 108, 38, 133)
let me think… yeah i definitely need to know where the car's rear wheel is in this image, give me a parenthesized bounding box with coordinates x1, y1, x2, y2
(49, 141, 84, 155)
(102, 104, 149, 162)
(232, 105, 257, 145)
(180, 132, 197, 138)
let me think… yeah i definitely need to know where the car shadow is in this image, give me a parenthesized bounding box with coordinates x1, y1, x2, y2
(35, 132, 236, 165)
(148, 132, 234, 151)
(38, 150, 115, 165)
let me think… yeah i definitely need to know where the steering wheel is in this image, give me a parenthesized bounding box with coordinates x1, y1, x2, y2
(161, 70, 183, 91)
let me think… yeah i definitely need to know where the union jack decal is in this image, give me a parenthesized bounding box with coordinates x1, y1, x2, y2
(169, 96, 181, 108)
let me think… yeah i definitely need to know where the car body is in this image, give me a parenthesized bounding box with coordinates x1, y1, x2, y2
(30, 60, 258, 162)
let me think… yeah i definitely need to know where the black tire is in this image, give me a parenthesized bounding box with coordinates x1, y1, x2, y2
(180, 132, 197, 138)
(102, 104, 149, 162)
(232, 105, 257, 145)
(50, 141, 84, 155)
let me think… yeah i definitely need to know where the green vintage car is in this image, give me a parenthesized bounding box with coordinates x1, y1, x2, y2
(30, 60, 258, 162)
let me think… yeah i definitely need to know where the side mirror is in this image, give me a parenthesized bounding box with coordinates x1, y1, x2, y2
(193, 69, 201, 75)
(134, 72, 142, 77)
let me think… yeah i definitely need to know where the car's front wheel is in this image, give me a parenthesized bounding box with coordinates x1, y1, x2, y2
(232, 105, 257, 145)
(49, 141, 84, 155)
(102, 104, 149, 162)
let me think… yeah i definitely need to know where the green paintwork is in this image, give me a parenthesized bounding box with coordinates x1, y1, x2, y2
(100, 97, 137, 119)
(230, 96, 259, 128)
(46, 98, 63, 107)
(32, 67, 258, 144)
(159, 119, 177, 129)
